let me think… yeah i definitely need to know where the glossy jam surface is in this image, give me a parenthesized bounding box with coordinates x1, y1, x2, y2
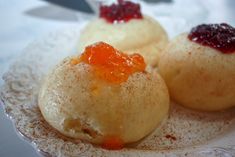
(188, 23, 235, 53)
(99, 0, 143, 23)
(78, 42, 146, 84)
(102, 136, 124, 150)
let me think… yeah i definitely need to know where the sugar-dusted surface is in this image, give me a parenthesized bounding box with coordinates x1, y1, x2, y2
(136, 103, 234, 150)
(1, 28, 235, 157)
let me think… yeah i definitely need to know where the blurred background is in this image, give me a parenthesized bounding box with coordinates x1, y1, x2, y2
(0, 0, 235, 156)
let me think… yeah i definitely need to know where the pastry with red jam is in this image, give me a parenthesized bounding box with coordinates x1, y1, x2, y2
(159, 23, 235, 111)
(78, 0, 168, 67)
(39, 42, 169, 148)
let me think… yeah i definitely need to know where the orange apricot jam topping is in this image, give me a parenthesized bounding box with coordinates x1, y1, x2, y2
(78, 42, 146, 84)
(102, 136, 124, 150)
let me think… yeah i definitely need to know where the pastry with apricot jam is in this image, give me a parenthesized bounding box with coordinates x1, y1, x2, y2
(78, 0, 168, 67)
(39, 42, 169, 149)
(159, 23, 235, 111)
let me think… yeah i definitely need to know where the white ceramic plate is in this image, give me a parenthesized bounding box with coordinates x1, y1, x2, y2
(1, 27, 235, 157)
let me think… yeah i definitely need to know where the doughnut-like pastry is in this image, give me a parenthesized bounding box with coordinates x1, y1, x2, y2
(159, 23, 235, 111)
(39, 42, 169, 149)
(78, 0, 168, 67)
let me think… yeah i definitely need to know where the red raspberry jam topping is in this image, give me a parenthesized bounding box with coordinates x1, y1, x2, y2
(76, 42, 146, 84)
(99, 0, 143, 23)
(188, 23, 235, 53)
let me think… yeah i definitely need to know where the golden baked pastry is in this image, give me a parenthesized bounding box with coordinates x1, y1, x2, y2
(78, 0, 168, 67)
(39, 42, 169, 149)
(159, 23, 235, 111)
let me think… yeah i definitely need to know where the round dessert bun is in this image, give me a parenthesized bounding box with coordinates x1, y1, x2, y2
(38, 57, 169, 145)
(159, 33, 235, 111)
(78, 16, 168, 67)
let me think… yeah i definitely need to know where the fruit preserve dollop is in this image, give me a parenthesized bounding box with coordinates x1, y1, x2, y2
(99, 0, 143, 23)
(78, 42, 146, 84)
(188, 23, 235, 53)
(102, 136, 124, 150)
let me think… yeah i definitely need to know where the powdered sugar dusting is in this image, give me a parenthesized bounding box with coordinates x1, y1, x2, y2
(136, 103, 234, 150)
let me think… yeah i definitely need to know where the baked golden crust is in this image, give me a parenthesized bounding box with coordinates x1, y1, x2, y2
(78, 16, 168, 67)
(159, 33, 235, 111)
(39, 57, 169, 144)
